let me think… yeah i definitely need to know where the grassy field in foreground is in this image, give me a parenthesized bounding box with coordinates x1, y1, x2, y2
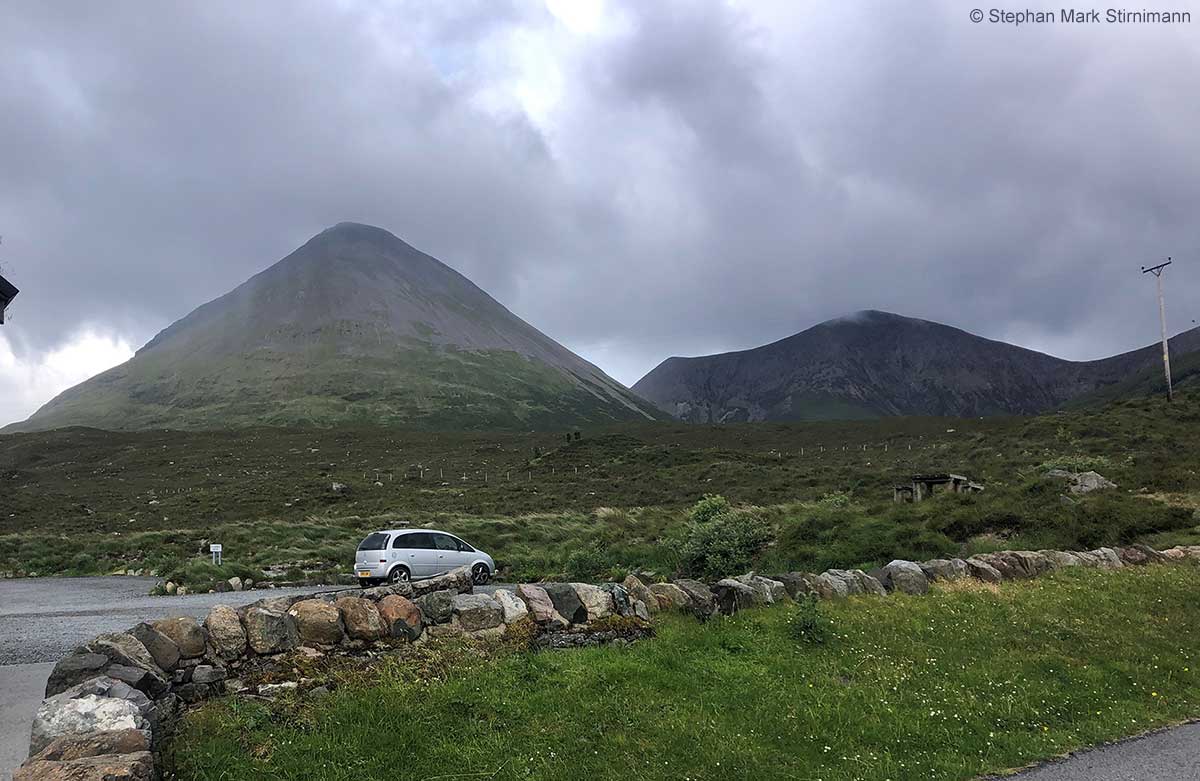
(171, 563, 1200, 781)
(3, 391, 1199, 584)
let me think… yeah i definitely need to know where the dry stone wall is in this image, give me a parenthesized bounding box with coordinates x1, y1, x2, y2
(17, 545, 1200, 780)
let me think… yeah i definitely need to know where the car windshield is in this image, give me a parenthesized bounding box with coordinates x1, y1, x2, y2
(357, 532, 390, 551)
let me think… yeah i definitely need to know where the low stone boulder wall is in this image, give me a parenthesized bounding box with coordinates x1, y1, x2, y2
(18, 547, 1200, 780)
(18, 569, 653, 780)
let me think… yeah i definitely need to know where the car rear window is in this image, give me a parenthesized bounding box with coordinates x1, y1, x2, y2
(357, 532, 390, 551)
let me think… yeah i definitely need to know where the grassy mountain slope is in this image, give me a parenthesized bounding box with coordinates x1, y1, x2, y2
(3, 389, 1198, 582)
(633, 310, 1200, 422)
(8, 223, 662, 432)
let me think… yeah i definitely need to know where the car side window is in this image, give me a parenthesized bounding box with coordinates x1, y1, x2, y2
(394, 532, 431, 549)
(433, 534, 458, 552)
(454, 537, 474, 553)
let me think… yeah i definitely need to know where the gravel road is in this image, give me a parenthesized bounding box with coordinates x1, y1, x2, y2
(0, 576, 357, 665)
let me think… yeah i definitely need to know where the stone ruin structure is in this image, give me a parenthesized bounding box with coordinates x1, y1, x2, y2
(894, 473, 984, 503)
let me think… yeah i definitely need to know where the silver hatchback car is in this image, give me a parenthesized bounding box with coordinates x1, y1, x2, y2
(355, 528, 495, 587)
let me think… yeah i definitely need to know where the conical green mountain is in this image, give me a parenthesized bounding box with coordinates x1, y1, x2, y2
(10, 223, 663, 431)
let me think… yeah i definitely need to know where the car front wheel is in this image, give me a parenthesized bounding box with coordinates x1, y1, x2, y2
(471, 563, 491, 585)
(389, 566, 411, 584)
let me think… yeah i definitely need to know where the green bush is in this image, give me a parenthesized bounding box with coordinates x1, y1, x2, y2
(689, 494, 732, 525)
(1038, 454, 1113, 472)
(785, 594, 830, 645)
(564, 543, 613, 582)
(678, 496, 774, 579)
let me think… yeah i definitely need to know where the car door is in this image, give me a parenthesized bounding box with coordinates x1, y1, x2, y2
(393, 532, 438, 577)
(431, 533, 462, 575)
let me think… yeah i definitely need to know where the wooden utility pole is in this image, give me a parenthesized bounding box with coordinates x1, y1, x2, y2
(1142, 259, 1174, 401)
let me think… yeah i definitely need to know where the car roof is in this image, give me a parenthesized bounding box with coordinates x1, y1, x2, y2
(375, 528, 455, 537)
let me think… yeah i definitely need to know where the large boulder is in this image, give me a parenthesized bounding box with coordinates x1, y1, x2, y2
(85, 634, 166, 697)
(25, 728, 149, 764)
(359, 582, 415, 601)
(971, 552, 1033, 580)
(965, 557, 1003, 583)
(733, 574, 787, 604)
(415, 590, 456, 624)
(850, 569, 887, 596)
(542, 583, 588, 624)
(30, 693, 149, 756)
(599, 583, 634, 617)
(1091, 547, 1125, 570)
(151, 616, 206, 659)
(516, 585, 568, 629)
(647, 582, 690, 611)
(1161, 545, 1200, 561)
(879, 560, 929, 595)
(334, 597, 385, 642)
(47, 678, 154, 724)
(1071, 471, 1117, 494)
(242, 606, 300, 654)
(812, 572, 850, 599)
(410, 566, 473, 599)
(190, 665, 226, 685)
(621, 575, 657, 614)
(1118, 544, 1168, 566)
(288, 600, 345, 646)
(1039, 550, 1083, 568)
(453, 594, 504, 632)
(87, 635, 160, 678)
(376, 595, 423, 640)
(772, 573, 820, 599)
(204, 605, 247, 660)
(1047, 469, 1117, 494)
(491, 589, 529, 623)
(44, 652, 110, 698)
(713, 578, 759, 614)
(673, 579, 717, 616)
(15, 751, 155, 781)
(128, 623, 180, 672)
(920, 559, 970, 582)
(570, 583, 615, 622)
(818, 569, 886, 597)
(1010, 551, 1055, 577)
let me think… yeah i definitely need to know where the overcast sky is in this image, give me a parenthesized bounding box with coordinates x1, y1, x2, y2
(2, 1, 1198, 426)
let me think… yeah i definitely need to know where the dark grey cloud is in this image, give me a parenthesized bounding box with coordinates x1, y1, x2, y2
(2, 0, 1197, 424)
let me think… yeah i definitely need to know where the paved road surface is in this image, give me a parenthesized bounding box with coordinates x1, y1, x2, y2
(0, 576, 506, 780)
(1001, 722, 1200, 780)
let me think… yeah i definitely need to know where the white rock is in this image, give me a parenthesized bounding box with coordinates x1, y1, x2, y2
(571, 583, 615, 621)
(30, 694, 149, 754)
(492, 589, 529, 623)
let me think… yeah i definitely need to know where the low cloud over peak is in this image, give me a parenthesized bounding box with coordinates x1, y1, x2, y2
(1, 1, 1196, 424)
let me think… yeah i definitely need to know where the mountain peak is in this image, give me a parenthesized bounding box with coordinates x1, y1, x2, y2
(314, 221, 409, 247)
(821, 310, 920, 327)
(10, 227, 664, 432)
(633, 311, 1200, 422)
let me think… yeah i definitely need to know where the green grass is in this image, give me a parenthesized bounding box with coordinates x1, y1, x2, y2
(170, 562, 1200, 781)
(3, 390, 1199, 582)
